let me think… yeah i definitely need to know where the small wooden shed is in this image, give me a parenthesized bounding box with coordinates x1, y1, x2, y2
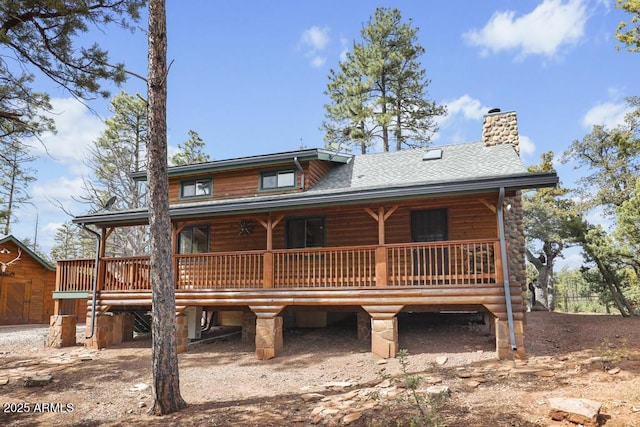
(0, 235, 56, 325)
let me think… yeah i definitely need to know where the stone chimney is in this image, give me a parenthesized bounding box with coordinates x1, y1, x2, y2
(482, 109, 520, 154)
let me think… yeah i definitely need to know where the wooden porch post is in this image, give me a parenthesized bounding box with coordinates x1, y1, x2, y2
(258, 214, 283, 289)
(365, 206, 398, 287)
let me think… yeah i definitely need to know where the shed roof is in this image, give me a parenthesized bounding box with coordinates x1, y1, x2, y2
(0, 235, 55, 271)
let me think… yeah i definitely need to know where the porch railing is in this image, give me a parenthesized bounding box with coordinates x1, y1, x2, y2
(55, 239, 501, 292)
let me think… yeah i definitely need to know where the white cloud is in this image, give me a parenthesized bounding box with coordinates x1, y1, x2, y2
(31, 175, 87, 216)
(300, 26, 330, 51)
(298, 26, 330, 68)
(463, 0, 588, 60)
(30, 97, 104, 175)
(445, 95, 489, 121)
(582, 101, 629, 129)
(519, 135, 536, 158)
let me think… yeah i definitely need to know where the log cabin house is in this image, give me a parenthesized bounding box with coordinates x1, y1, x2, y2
(51, 110, 558, 359)
(0, 235, 57, 325)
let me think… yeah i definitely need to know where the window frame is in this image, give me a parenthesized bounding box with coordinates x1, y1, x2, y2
(411, 208, 448, 242)
(177, 224, 210, 254)
(285, 216, 325, 249)
(179, 177, 213, 199)
(259, 169, 297, 191)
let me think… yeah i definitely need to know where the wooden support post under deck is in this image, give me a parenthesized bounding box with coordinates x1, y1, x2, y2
(365, 206, 398, 287)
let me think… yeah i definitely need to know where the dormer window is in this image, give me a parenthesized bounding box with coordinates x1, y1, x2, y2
(260, 170, 296, 190)
(180, 178, 212, 198)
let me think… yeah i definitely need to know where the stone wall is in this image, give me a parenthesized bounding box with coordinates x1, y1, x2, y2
(482, 110, 520, 153)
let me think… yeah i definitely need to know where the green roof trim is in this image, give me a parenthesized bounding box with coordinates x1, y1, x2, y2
(131, 148, 352, 181)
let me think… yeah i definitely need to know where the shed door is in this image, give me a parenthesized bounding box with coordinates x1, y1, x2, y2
(1, 282, 31, 324)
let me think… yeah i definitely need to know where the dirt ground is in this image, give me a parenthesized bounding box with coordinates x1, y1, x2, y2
(1, 311, 639, 426)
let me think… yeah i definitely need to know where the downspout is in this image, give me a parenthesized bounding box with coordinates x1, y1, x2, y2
(293, 157, 305, 190)
(81, 224, 101, 340)
(497, 187, 517, 351)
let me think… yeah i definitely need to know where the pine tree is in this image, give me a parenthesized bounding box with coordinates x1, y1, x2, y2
(147, 0, 186, 414)
(0, 137, 36, 235)
(323, 8, 446, 153)
(82, 91, 149, 256)
(171, 130, 211, 166)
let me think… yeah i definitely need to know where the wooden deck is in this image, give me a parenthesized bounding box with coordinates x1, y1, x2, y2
(57, 239, 501, 291)
(55, 238, 521, 321)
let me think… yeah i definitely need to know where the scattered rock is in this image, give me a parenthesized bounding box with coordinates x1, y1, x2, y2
(435, 356, 448, 365)
(342, 412, 362, 424)
(129, 383, 150, 392)
(321, 381, 353, 389)
(302, 393, 325, 402)
(376, 379, 391, 388)
(22, 374, 52, 387)
(138, 401, 146, 408)
(607, 367, 620, 375)
(463, 380, 480, 388)
(424, 385, 450, 396)
(375, 359, 387, 365)
(456, 371, 472, 379)
(0, 376, 8, 386)
(534, 370, 555, 377)
(549, 397, 601, 427)
(423, 376, 443, 384)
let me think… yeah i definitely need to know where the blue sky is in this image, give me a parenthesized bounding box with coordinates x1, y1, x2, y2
(14, 0, 640, 264)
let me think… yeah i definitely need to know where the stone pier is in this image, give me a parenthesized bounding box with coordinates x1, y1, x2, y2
(48, 315, 77, 348)
(255, 316, 283, 360)
(176, 313, 189, 354)
(371, 318, 398, 359)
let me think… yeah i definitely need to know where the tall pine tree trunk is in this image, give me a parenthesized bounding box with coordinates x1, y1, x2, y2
(147, 0, 186, 414)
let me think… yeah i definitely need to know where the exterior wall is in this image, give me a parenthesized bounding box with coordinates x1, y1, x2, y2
(0, 241, 56, 325)
(168, 159, 337, 204)
(188, 193, 500, 253)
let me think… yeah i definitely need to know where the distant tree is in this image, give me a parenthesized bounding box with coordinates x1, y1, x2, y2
(562, 96, 640, 213)
(82, 91, 149, 256)
(616, 0, 640, 52)
(0, 137, 36, 235)
(50, 222, 95, 260)
(571, 220, 638, 316)
(0, 1, 145, 147)
(147, 0, 186, 415)
(322, 7, 445, 153)
(171, 130, 211, 166)
(523, 152, 579, 310)
(615, 178, 640, 266)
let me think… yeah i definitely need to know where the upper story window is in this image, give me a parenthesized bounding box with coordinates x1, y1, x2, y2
(260, 169, 296, 190)
(180, 178, 212, 198)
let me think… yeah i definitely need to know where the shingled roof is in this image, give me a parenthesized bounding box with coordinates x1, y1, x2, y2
(72, 141, 557, 227)
(309, 142, 526, 193)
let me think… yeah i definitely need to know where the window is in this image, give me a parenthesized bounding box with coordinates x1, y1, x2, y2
(260, 170, 296, 190)
(180, 178, 212, 198)
(286, 217, 324, 248)
(411, 209, 448, 242)
(178, 225, 209, 254)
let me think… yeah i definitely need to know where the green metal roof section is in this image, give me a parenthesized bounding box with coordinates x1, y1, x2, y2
(0, 235, 56, 271)
(130, 148, 353, 181)
(75, 142, 559, 227)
